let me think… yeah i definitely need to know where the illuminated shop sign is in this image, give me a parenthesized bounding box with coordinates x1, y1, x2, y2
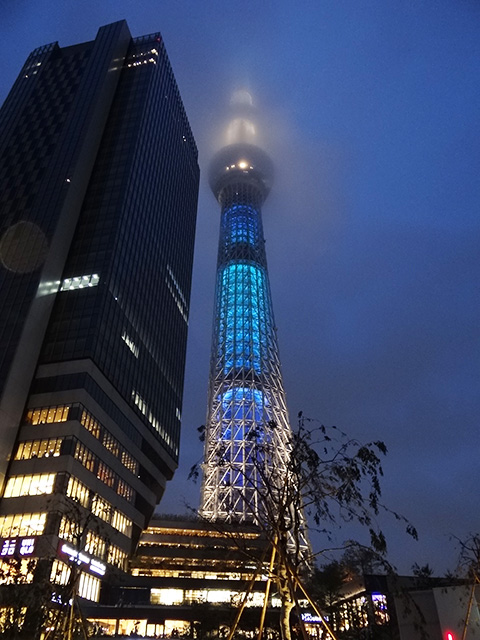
(59, 543, 106, 576)
(301, 613, 323, 624)
(0, 537, 36, 557)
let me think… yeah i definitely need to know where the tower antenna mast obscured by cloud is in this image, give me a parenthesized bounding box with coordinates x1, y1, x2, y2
(200, 90, 295, 526)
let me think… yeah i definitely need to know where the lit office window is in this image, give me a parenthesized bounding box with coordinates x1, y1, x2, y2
(4, 474, 55, 497)
(0, 558, 37, 585)
(15, 438, 62, 460)
(121, 450, 138, 474)
(25, 404, 70, 425)
(51, 559, 71, 585)
(91, 497, 112, 524)
(66, 477, 90, 508)
(0, 513, 46, 537)
(111, 511, 132, 537)
(60, 273, 99, 291)
(97, 462, 115, 488)
(372, 594, 390, 624)
(78, 572, 100, 602)
(85, 531, 106, 560)
(74, 442, 96, 472)
(107, 545, 127, 570)
(81, 408, 139, 474)
(150, 588, 184, 606)
(58, 516, 81, 544)
(80, 409, 101, 439)
(102, 432, 120, 457)
(117, 478, 134, 502)
(121, 332, 139, 358)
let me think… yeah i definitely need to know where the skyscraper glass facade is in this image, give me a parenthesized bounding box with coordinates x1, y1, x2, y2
(0, 20, 199, 603)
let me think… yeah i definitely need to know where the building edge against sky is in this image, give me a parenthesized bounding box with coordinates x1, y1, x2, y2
(0, 20, 199, 606)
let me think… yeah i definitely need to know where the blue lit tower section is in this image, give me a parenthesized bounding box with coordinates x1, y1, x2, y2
(200, 93, 292, 524)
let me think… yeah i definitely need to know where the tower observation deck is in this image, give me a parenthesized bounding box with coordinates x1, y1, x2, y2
(200, 93, 294, 525)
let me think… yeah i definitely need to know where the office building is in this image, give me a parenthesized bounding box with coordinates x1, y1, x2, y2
(0, 20, 199, 606)
(83, 515, 280, 637)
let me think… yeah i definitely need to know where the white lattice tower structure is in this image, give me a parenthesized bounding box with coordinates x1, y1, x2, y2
(200, 94, 295, 526)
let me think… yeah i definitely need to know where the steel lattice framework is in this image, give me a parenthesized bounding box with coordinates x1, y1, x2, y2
(200, 140, 294, 525)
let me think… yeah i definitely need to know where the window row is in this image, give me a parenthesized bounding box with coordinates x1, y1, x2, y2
(23, 403, 139, 475)
(80, 408, 139, 474)
(15, 438, 62, 460)
(108, 544, 128, 570)
(0, 512, 46, 538)
(0, 558, 37, 585)
(1, 474, 133, 539)
(0, 513, 126, 572)
(3, 473, 55, 497)
(14, 435, 136, 503)
(51, 560, 100, 602)
(66, 477, 132, 536)
(25, 404, 70, 425)
(10, 441, 134, 505)
(74, 442, 135, 503)
(58, 517, 106, 560)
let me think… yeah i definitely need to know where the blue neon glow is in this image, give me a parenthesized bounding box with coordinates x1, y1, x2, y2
(222, 388, 264, 420)
(218, 263, 270, 374)
(223, 204, 258, 247)
(220, 387, 266, 440)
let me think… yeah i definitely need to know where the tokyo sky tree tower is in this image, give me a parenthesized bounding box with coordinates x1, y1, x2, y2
(200, 91, 293, 524)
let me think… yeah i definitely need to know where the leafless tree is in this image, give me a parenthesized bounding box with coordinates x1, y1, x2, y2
(192, 413, 417, 640)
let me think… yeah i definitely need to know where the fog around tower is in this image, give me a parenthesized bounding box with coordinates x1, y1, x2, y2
(225, 90, 257, 146)
(212, 88, 266, 153)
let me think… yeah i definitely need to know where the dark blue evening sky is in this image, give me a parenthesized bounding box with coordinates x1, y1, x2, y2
(1, 0, 479, 574)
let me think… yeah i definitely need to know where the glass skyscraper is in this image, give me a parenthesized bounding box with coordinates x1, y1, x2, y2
(0, 21, 199, 604)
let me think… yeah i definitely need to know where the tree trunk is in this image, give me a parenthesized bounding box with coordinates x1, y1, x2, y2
(279, 596, 294, 640)
(277, 561, 295, 640)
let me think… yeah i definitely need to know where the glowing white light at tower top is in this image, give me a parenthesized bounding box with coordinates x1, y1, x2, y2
(226, 119, 256, 146)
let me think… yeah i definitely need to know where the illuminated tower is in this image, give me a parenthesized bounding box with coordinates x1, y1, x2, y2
(200, 92, 292, 524)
